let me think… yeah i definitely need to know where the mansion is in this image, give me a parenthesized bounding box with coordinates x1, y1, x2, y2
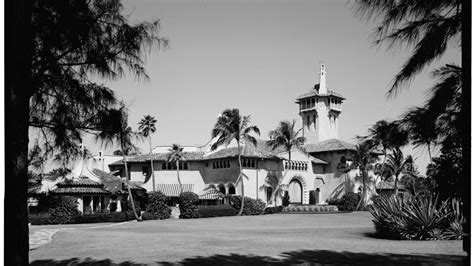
(38, 64, 374, 213)
(105, 64, 360, 206)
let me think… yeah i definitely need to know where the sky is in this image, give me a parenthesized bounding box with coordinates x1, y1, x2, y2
(80, 0, 461, 173)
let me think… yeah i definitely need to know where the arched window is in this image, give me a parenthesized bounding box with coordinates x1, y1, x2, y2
(227, 160, 230, 168)
(219, 161, 223, 168)
(162, 163, 166, 170)
(251, 159, 255, 168)
(228, 186, 236, 194)
(184, 162, 188, 170)
(167, 162, 172, 170)
(219, 186, 226, 194)
(212, 161, 216, 169)
(285, 161, 288, 169)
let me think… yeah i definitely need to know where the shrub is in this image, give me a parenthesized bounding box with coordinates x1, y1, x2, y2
(49, 196, 80, 224)
(263, 206, 283, 214)
(327, 197, 339, 206)
(73, 211, 136, 224)
(337, 192, 360, 211)
(179, 192, 200, 219)
(309, 190, 317, 205)
(29, 212, 51, 225)
(369, 195, 464, 240)
(141, 212, 158, 220)
(109, 202, 117, 212)
(282, 191, 290, 207)
(229, 196, 266, 215)
(146, 191, 171, 220)
(197, 205, 236, 218)
(121, 197, 142, 214)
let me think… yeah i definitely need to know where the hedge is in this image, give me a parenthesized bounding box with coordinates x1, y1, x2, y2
(337, 192, 360, 211)
(263, 206, 284, 214)
(146, 191, 171, 220)
(179, 192, 200, 219)
(229, 196, 266, 215)
(197, 205, 236, 218)
(29, 211, 136, 225)
(48, 196, 81, 224)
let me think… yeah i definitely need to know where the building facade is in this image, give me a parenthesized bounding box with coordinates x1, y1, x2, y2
(106, 64, 364, 205)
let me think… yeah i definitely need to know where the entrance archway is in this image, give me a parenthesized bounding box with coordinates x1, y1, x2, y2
(288, 179, 303, 204)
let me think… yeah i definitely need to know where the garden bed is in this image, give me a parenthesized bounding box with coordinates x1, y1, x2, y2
(282, 205, 338, 213)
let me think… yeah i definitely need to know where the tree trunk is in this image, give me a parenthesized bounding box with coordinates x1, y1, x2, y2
(5, 0, 33, 263)
(357, 167, 367, 210)
(427, 142, 433, 163)
(122, 153, 140, 221)
(149, 136, 155, 192)
(177, 160, 183, 194)
(394, 175, 399, 197)
(237, 141, 245, 215)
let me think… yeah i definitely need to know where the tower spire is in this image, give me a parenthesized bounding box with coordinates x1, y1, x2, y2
(319, 63, 327, 94)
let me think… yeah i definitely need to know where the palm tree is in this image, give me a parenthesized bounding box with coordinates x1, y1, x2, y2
(400, 107, 437, 162)
(351, 139, 378, 209)
(138, 115, 157, 191)
(384, 148, 416, 195)
(167, 144, 185, 194)
(95, 106, 141, 221)
(352, 0, 462, 96)
(359, 120, 408, 163)
(264, 119, 306, 205)
(211, 108, 260, 216)
(260, 176, 288, 206)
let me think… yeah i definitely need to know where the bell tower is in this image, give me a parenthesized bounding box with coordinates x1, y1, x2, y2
(296, 63, 345, 144)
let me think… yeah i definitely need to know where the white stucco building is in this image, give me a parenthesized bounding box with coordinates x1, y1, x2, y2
(104, 64, 371, 206)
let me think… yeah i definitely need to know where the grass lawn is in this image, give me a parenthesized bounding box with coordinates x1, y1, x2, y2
(29, 212, 466, 265)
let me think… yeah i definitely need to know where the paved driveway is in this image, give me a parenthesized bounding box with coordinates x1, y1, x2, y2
(29, 212, 466, 265)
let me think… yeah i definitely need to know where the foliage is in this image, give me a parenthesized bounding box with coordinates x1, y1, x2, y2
(369, 195, 464, 240)
(350, 139, 379, 208)
(337, 192, 361, 211)
(229, 196, 266, 216)
(359, 120, 408, 159)
(28, 212, 51, 225)
(109, 201, 118, 213)
(48, 196, 80, 224)
(400, 175, 436, 199)
(29, 0, 166, 163)
(309, 190, 317, 205)
(283, 205, 338, 213)
(210, 108, 260, 216)
(121, 197, 142, 214)
(141, 212, 158, 221)
(267, 119, 306, 161)
(146, 191, 171, 220)
(95, 107, 141, 220)
(179, 192, 200, 219)
(197, 205, 237, 218)
(282, 191, 290, 207)
(71, 211, 136, 224)
(263, 206, 284, 214)
(426, 137, 462, 200)
(168, 144, 185, 194)
(352, 0, 462, 96)
(259, 176, 287, 206)
(138, 115, 157, 187)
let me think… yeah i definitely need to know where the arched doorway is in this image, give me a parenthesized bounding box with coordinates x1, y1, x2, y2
(288, 179, 302, 204)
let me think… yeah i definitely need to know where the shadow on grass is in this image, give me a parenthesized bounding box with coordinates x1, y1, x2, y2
(30, 249, 466, 265)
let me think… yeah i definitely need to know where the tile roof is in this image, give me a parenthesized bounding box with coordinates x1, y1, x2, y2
(50, 186, 110, 195)
(56, 177, 103, 187)
(51, 177, 110, 194)
(205, 139, 285, 160)
(109, 152, 205, 166)
(155, 184, 194, 197)
(304, 139, 356, 153)
(296, 84, 345, 100)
